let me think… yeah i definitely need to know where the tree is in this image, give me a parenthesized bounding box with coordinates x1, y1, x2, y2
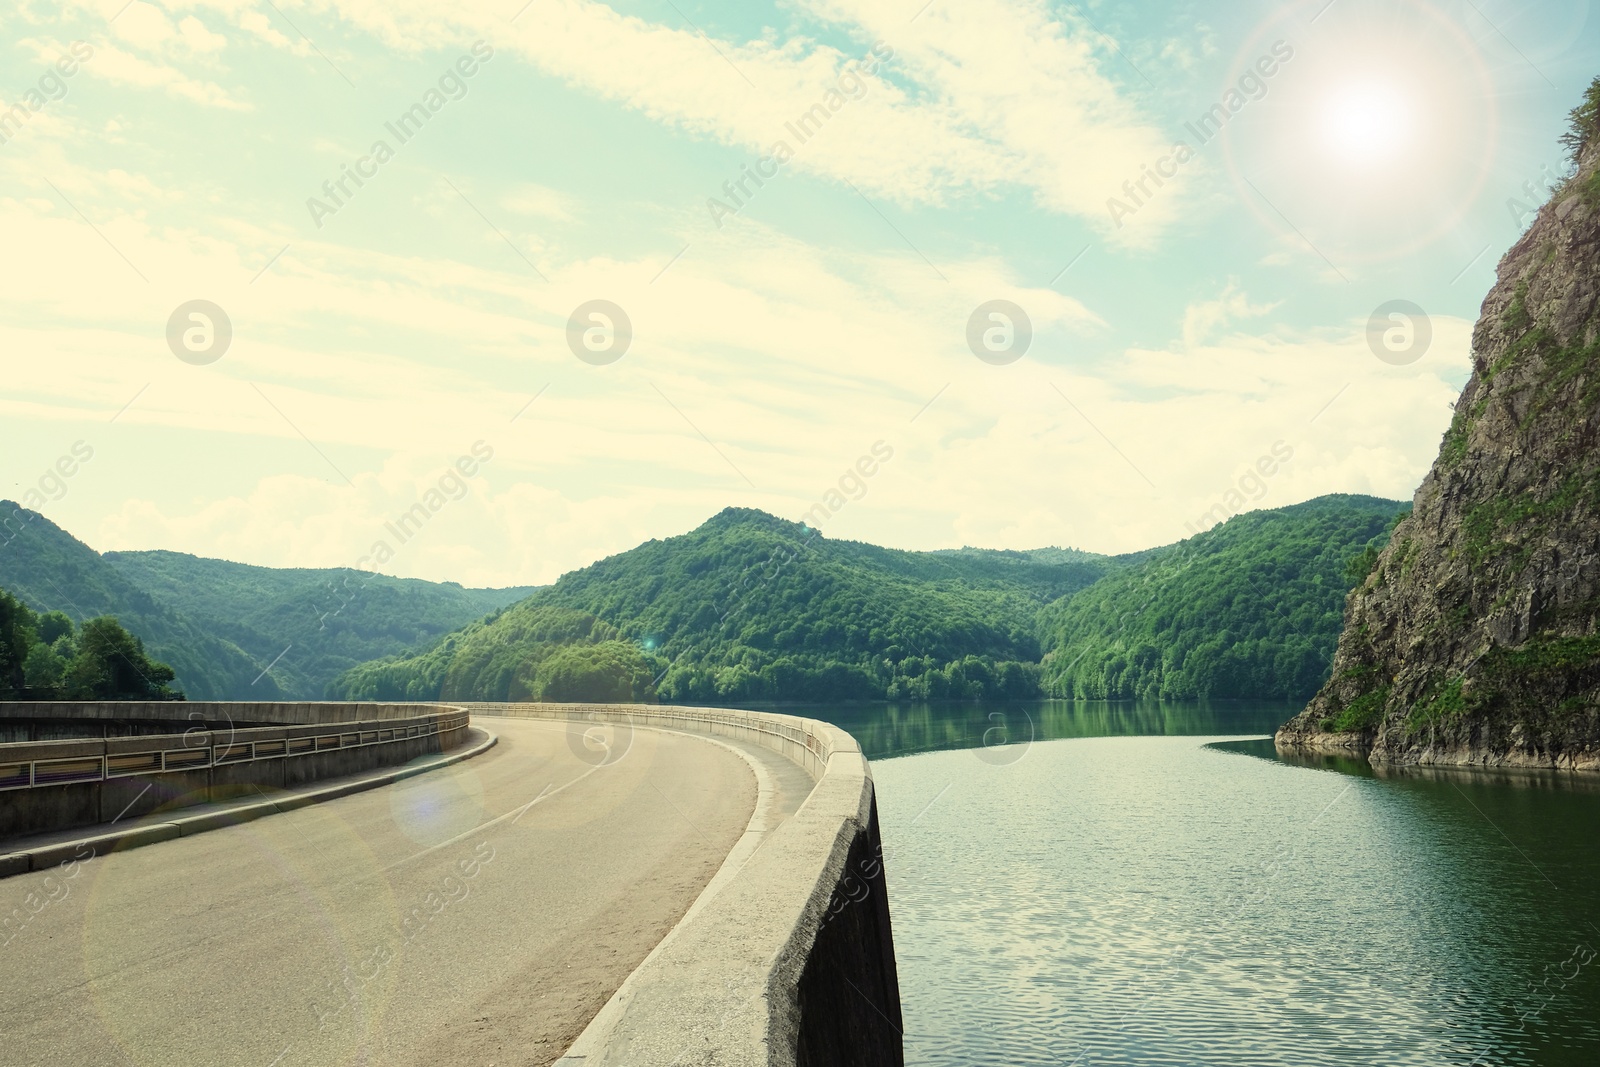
(1038, 496, 1408, 702)
(1561, 75, 1600, 162)
(532, 641, 658, 703)
(23, 641, 68, 693)
(59, 616, 183, 700)
(0, 590, 34, 698)
(35, 610, 73, 645)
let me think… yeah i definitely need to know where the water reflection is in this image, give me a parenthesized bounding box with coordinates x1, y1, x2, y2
(1218, 734, 1600, 792)
(846, 700, 1600, 1067)
(762, 698, 1295, 761)
(1211, 735, 1378, 778)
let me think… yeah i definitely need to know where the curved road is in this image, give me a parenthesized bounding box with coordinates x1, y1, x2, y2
(0, 718, 757, 1067)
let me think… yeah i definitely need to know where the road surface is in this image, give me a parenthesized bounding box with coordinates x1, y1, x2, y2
(0, 717, 757, 1067)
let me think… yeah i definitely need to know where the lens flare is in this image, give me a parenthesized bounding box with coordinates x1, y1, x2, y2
(1220, 0, 1498, 264)
(387, 760, 485, 847)
(1319, 82, 1414, 168)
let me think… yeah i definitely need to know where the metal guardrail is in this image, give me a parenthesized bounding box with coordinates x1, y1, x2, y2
(0, 710, 470, 792)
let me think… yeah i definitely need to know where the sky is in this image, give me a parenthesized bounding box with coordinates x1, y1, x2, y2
(1, 0, 1596, 587)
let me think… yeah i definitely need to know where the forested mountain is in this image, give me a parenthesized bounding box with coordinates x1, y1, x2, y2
(807, 540, 1113, 603)
(1038, 495, 1407, 701)
(0, 503, 530, 699)
(3, 495, 1412, 707)
(326, 603, 659, 703)
(332, 499, 1406, 704)
(106, 551, 531, 699)
(0, 503, 275, 699)
(332, 508, 1101, 703)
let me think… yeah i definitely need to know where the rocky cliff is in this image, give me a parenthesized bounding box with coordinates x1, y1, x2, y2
(1276, 83, 1600, 772)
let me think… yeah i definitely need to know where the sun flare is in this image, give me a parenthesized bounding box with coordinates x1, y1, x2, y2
(1318, 81, 1415, 168)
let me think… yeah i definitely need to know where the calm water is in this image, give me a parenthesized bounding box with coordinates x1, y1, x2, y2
(790, 700, 1600, 1067)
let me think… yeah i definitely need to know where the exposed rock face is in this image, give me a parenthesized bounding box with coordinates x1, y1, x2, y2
(1276, 131, 1600, 772)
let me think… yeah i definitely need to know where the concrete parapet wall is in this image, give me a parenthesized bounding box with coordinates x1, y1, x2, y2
(467, 702, 903, 1067)
(0, 703, 471, 839)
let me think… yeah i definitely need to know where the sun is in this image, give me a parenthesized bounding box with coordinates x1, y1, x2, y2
(1220, 0, 1496, 262)
(1318, 81, 1415, 169)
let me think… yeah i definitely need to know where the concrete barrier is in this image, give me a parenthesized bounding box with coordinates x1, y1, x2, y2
(0, 702, 471, 838)
(466, 702, 903, 1067)
(0, 728, 498, 878)
(0, 700, 461, 731)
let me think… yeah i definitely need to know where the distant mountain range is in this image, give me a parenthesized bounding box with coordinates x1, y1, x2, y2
(330, 495, 1408, 705)
(1, 494, 1410, 705)
(0, 502, 532, 699)
(328, 508, 1117, 703)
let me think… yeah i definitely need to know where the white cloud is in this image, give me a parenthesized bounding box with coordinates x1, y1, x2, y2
(0, 163, 1466, 581)
(0, 2, 1484, 585)
(499, 183, 576, 221)
(798, 0, 1177, 225)
(177, 15, 228, 53)
(221, 7, 299, 53)
(208, 0, 1184, 237)
(0, 177, 1095, 497)
(93, 459, 712, 588)
(1180, 281, 1279, 347)
(81, 40, 249, 109)
(1155, 31, 1216, 72)
(111, 2, 180, 52)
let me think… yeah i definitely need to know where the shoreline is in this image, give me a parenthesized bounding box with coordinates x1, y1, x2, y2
(1274, 727, 1600, 774)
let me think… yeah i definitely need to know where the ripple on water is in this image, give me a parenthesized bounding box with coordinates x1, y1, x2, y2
(873, 734, 1600, 1067)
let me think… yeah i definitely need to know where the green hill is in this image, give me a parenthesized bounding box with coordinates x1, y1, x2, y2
(331, 508, 1112, 703)
(333, 499, 1408, 706)
(104, 551, 533, 699)
(324, 603, 655, 703)
(1038, 495, 1408, 701)
(0, 503, 271, 699)
(4, 494, 1409, 706)
(0, 503, 532, 699)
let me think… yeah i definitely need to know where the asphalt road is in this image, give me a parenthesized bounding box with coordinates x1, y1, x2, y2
(0, 717, 757, 1067)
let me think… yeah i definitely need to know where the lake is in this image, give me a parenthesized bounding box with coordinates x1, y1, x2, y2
(790, 700, 1600, 1067)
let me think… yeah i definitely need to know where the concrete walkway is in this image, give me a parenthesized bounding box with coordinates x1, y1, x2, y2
(0, 717, 774, 1067)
